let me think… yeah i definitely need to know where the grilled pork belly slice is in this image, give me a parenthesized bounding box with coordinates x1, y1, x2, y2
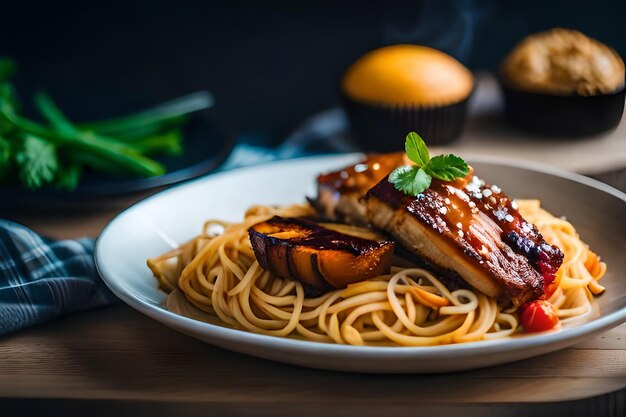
(312, 152, 408, 225)
(364, 177, 563, 306)
(249, 216, 394, 291)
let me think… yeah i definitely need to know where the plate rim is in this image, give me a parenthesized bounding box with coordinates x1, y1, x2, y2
(95, 153, 626, 358)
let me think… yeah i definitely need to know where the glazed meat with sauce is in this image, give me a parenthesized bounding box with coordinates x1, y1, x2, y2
(313, 153, 408, 225)
(363, 175, 563, 306)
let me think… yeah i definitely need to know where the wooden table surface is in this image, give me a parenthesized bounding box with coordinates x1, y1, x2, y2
(1, 209, 625, 417)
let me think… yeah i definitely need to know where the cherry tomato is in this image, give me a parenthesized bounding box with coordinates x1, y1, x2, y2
(519, 300, 560, 333)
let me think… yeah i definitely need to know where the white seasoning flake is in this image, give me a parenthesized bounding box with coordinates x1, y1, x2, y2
(482, 189, 493, 198)
(505, 214, 514, 222)
(493, 208, 508, 221)
(491, 185, 501, 194)
(354, 163, 368, 173)
(466, 177, 482, 193)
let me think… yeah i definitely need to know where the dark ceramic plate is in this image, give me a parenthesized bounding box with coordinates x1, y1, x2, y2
(0, 112, 234, 210)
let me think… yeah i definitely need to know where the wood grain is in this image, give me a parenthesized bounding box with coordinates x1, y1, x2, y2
(2, 208, 122, 240)
(1, 306, 624, 408)
(2, 158, 626, 416)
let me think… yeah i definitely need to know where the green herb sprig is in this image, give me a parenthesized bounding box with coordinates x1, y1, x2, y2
(389, 132, 470, 196)
(0, 56, 213, 191)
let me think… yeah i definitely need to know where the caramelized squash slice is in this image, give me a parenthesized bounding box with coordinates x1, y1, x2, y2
(249, 216, 394, 291)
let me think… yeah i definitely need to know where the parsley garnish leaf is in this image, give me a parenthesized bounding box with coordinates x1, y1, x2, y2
(425, 154, 469, 181)
(388, 132, 469, 196)
(389, 165, 432, 196)
(16, 134, 58, 189)
(405, 131, 430, 166)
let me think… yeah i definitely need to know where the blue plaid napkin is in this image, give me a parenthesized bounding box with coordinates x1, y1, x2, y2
(0, 220, 120, 335)
(0, 107, 354, 336)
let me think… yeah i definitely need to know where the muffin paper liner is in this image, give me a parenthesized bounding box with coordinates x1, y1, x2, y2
(342, 94, 470, 151)
(500, 79, 625, 137)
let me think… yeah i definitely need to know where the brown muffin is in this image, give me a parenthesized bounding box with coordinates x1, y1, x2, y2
(500, 28, 625, 137)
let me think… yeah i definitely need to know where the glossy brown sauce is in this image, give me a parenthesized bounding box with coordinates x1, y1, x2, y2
(366, 172, 563, 295)
(315, 152, 563, 300)
(317, 152, 408, 195)
(369, 177, 489, 253)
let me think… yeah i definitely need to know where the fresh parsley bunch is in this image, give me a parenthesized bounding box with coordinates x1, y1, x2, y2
(0, 57, 212, 190)
(389, 132, 470, 195)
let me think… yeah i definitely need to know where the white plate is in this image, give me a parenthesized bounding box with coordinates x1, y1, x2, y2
(95, 154, 626, 373)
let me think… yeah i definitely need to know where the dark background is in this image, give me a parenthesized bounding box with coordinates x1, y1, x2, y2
(1, 0, 624, 145)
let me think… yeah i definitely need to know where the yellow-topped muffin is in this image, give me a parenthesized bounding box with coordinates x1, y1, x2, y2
(341, 45, 473, 150)
(342, 45, 473, 105)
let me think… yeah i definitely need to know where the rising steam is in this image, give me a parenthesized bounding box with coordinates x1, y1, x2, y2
(384, 0, 493, 63)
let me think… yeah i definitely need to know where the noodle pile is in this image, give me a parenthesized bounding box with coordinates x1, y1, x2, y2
(148, 200, 605, 346)
(516, 200, 605, 327)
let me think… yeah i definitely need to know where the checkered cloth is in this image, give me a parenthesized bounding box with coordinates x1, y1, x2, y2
(2, 107, 623, 336)
(0, 108, 354, 336)
(0, 220, 120, 335)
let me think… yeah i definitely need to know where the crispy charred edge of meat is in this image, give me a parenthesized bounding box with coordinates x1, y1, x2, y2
(464, 176, 564, 292)
(249, 216, 395, 295)
(310, 152, 563, 304)
(363, 177, 552, 305)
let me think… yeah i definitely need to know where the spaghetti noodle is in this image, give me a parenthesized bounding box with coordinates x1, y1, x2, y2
(147, 200, 605, 346)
